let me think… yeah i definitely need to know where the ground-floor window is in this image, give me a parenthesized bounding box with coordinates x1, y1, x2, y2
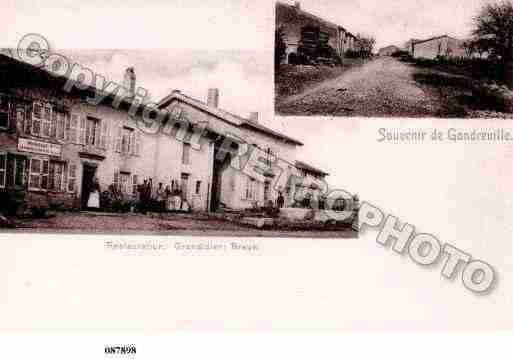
(29, 157, 50, 191)
(0, 153, 28, 189)
(195, 180, 201, 195)
(113, 170, 132, 195)
(48, 161, 66, 191)
(9, 155, 25, 188)
(0, 153, 6, 187)
(244, 176, 258, 200)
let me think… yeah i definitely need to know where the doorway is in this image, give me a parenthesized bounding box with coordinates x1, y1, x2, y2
(81, 163, 97, 210)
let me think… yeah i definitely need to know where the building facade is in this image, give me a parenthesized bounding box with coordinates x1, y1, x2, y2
(411, 35, 467, 59)
(0, 53, 332, 214)
(276, 1, 358, 64)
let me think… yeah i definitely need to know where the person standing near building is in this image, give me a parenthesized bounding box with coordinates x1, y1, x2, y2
(164, 184, 172, 211)
(277, 191, 285, 208)
(138, 179, 148, 214)
(156, 182, 165, 213)
(146, 178, 154, 213)
(87, 177, 101, 211)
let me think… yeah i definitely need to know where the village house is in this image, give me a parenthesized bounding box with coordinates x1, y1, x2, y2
(409, 35, 467, 59)
(276, 1, 358, 64)
(0, 52, 331, 213)
(378, 45, 401, 56)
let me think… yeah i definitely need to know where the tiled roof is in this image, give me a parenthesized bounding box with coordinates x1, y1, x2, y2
(276, 1, 356, 38)
(158, 91, 304, 146)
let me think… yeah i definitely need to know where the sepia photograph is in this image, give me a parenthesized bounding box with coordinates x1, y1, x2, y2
(0, 0, 512, 355)
(0, 43, 358, 237)
(275, 0, 513, 118)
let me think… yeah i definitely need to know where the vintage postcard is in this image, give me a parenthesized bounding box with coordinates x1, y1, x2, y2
(0, 0, 512, 352)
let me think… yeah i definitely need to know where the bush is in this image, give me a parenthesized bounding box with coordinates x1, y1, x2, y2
(472, 82, 513, 112)
(344, 49, 360, 59)
(391, 50, 410, 58)
(30, 206, 48, 219)
(0, 189, 26, 217)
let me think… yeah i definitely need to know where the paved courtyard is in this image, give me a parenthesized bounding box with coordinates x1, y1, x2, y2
(10, 212, 358, 238)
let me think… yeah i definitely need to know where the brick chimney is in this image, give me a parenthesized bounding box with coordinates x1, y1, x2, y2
(123, 67, 136, 97)
(248, 112, 259, 123)
(294, 1, 300, 10)
(207, 88, 219, 108)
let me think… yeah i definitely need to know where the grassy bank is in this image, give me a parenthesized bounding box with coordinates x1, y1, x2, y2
(274, 58, 365, 103)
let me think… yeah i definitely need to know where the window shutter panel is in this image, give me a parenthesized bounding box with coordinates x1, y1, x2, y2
(15, 103, 25, 133)
(63, 163, 68, 192)
(136, 131, 141, 156)
(130, 131, 136, 156)
(24, 103, 32, 134)
(113, 170, 120, 191)
(100, 120, 108, 149)
(8, 97, 18, 131)
(115, 125, 122, 153)
(41, 159, 50, 190)
(50, 110, 57, 138)
(79, 116, 86, 144)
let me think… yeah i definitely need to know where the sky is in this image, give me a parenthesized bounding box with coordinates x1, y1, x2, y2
(280, 0, 497, 50)
(0, 0, 276, 141)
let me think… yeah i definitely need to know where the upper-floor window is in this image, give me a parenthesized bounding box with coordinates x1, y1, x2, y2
(0, 95, 9, 129)
(28, 157, 50, 191)
(115, 125, 140, 156)
(85, 117, 100, 146)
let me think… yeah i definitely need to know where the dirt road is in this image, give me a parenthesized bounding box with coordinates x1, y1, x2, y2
(10, 212, 357, 238)
(276, 57, 441, 117)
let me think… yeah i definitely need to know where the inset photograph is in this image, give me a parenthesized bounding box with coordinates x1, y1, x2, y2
(275, 0, 513, 118)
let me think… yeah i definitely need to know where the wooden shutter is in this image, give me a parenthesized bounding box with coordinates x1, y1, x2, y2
(41, 159, 49, 190)
(15, 103, 26, 134)
(115, 125, 122, 153)
(113, 170, 120, 191)
(24, 102, 32, 134)
(100, 120, 108, 149)
(50, 109, 57, 138)
(8, 96, 17, 131)
(136, 131, 141, 155)
(79, 116, 86, 144)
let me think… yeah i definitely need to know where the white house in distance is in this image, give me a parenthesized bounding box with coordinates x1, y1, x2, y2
(408, 35, 467, 59)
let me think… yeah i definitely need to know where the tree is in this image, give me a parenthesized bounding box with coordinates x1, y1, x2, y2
(355, 34, 376, 59)
(472, 1, 513, 87)
(275, 26, 287, 69)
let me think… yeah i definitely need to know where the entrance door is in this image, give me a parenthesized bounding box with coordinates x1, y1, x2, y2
(264, 180, 271, 203)
(81, 163, 97, 210)
(180, 173, 189, 201)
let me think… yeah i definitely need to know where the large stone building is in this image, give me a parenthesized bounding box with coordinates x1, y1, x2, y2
(0, 52, 331, 213)
(409, 35, 467, 59)
(276, 1, 358, 64)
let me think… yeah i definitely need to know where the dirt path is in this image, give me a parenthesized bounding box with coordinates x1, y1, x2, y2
(9, 212, 357, 238)
(276, 57, 442, 117)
